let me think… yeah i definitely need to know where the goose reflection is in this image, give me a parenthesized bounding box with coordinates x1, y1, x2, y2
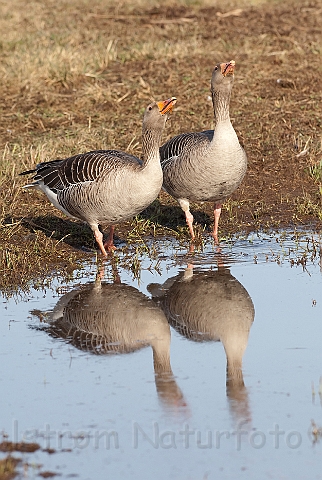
(34, 277, 187, 413)
(148, 263, 255, 423)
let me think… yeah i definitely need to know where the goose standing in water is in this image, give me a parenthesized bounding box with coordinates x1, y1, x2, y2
(20, 97, 177, 255)
(160, 61, 246, 241)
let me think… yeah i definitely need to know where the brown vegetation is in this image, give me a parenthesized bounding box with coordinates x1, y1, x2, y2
(0, 456, 20, 480)
(0, 0, 322, 291)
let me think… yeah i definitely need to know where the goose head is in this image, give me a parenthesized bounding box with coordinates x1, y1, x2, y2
(141, 97, 177, 161)
(210, 60, 235, 124)
(211, 60, 235, 92)
(143, 97, 177, 131)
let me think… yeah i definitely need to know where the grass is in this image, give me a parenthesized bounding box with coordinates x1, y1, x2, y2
(0, 439, 60, 479)
(0, 456, 20, 480)
(1, 0, 322, 291)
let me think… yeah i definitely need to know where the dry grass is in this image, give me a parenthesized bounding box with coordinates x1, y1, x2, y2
(1, 0, 322, 291)
(0, 456, 20, 480)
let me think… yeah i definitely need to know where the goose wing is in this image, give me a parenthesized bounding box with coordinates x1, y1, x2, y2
(199, 129, 214, 142)
(20, 150, 141, 191)
(159, 131, 213, 166)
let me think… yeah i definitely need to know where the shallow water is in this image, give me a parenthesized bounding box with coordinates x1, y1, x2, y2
(1, 232, 321, 479)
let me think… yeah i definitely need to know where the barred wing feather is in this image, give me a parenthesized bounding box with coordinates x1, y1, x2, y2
(160, 132, 212, 167)
(21, 150, 141, 191)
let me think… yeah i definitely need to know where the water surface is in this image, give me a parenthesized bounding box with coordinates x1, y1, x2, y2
(1, 232, 321, 479)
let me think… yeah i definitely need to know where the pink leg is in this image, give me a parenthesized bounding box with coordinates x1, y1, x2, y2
(103, 226, 116, 252)
(213, 203, 222, 243)
(94, 229, 108, 256)
(179, 199, 195, 240)
(185, 210, 195, 240)
(188, 243, 195, 254)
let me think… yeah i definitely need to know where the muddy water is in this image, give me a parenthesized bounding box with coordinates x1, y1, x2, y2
(1, 232, 321, 479)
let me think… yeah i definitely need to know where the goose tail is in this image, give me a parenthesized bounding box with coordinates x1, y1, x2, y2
(22, 183, 38, 189)
(19, 167, 38, 188)
(19, 168, 37, 176)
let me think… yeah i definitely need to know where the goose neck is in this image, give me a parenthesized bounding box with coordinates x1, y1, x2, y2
(142, 127, 163, 166)
(212, 89, 231, 124)
(152, 347, 172, 375)
(226, 360, 244, 384)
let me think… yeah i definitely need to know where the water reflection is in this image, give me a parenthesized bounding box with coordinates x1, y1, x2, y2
(148, 263, 255, 423)
(32, 277, 187, 414)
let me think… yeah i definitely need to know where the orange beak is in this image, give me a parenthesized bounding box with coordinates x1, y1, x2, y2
(157, 97, 177, 115)
(220, 60, 235, 76)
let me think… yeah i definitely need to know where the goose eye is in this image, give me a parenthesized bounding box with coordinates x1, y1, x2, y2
(214, 66, 218, 70)
(148, 106, 153, 111)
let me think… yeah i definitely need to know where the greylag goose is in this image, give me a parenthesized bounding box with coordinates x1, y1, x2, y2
(148, 264, 254, 422)
(31, 277, 186, 411)
(160, 61, 246, 241)
(20, 97, 177, 255)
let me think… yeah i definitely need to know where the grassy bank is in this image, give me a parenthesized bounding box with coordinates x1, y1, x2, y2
(0, 0, 322, 291)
